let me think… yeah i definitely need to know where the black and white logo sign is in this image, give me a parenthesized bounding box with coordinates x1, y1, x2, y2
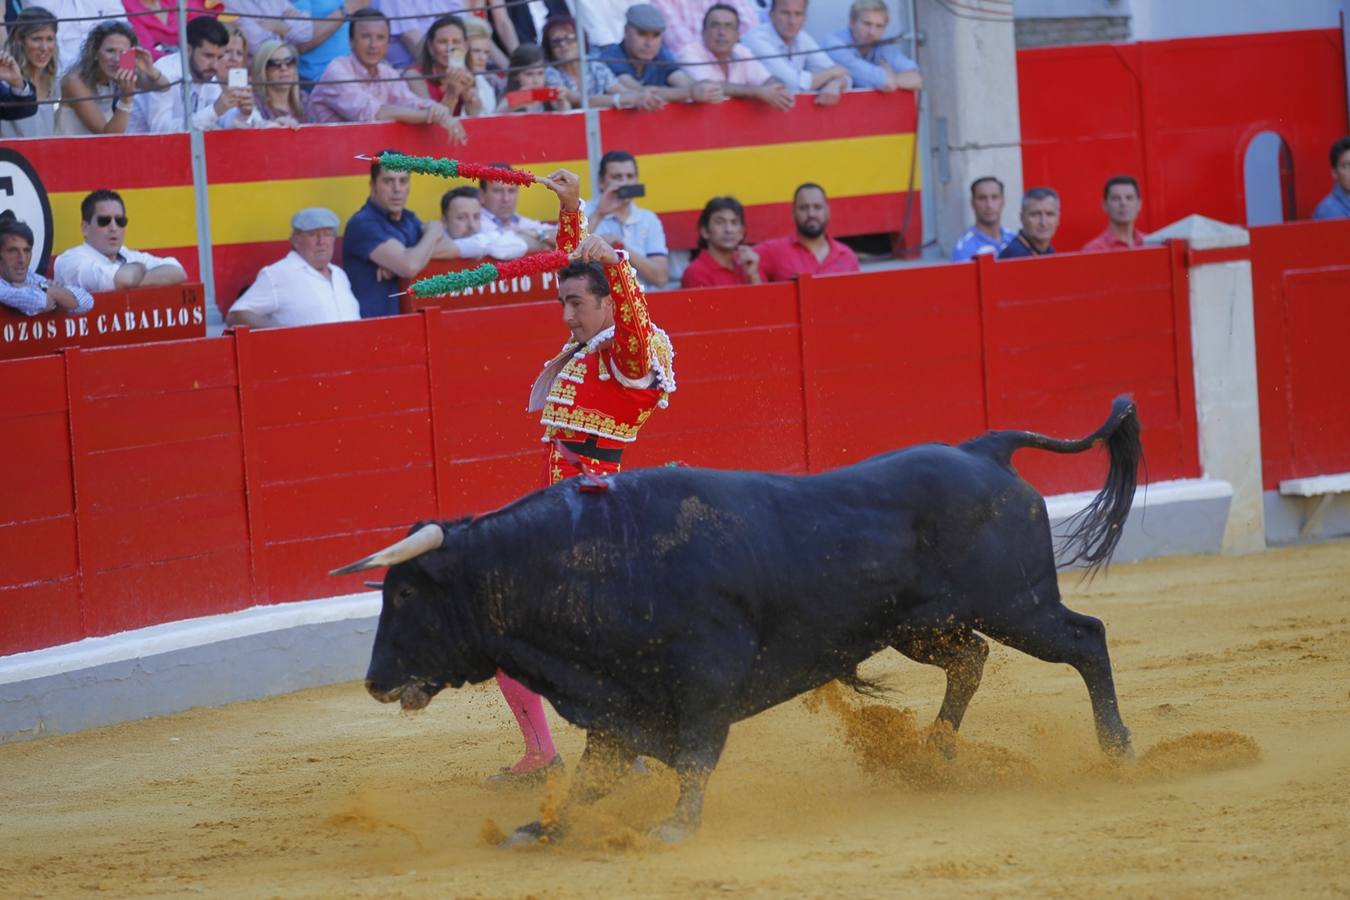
(0, 148, 55, 276)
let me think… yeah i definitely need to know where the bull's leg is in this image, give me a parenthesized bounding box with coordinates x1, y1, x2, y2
(652, 762, 712, 845)
(892, 627, 989, 756)
(981, 590, 1132, 758)
(502, 730, 632, 847)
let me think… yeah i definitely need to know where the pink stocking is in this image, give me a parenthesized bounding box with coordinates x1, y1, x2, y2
(495, 670, 557, 772)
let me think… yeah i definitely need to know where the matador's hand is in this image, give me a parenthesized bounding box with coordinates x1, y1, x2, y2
(535, 169, 581, 213)
(570, 233, 620, 266)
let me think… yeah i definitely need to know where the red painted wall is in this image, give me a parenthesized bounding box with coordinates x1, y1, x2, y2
(1250, 218, 1350, 489)
(0, 249, 1201, 656)
(1018, 29, 1349, 251)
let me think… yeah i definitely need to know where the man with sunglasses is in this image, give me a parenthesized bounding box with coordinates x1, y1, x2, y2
(55, 189, 186, 292)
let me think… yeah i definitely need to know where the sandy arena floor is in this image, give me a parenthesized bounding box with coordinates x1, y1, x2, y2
(2, 541, 1348, 898)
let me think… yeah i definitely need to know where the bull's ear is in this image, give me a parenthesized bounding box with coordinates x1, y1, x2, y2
(329, 523, 445, 576)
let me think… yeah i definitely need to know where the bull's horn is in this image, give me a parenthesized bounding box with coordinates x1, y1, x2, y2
(329, 523, 445, 576)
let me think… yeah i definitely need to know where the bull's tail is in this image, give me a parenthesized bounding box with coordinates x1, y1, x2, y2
(964, 395, 1142, 574)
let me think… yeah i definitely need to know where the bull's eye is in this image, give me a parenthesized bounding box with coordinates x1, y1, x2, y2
(390, 587, 412, 610)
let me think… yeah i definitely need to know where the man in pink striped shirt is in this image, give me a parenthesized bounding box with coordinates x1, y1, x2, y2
(652, 0, 764, 54)
(675, 3, 793, 110)
(307, 8, 466, 143)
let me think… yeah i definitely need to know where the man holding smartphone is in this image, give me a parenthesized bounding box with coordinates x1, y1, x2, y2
(584, 150, 670, 290)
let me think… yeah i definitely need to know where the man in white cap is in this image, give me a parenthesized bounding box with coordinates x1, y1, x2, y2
(598, 3, 723, 103)
(226, 208, 360, 328)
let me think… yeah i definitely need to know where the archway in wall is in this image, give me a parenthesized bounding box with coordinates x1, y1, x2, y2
(1243, 131, 1296, 225)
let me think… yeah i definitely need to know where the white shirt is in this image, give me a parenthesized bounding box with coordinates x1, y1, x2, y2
(140, 52, 224, 133)
(481, 208, 552, 241)
(743, 23, 847, 93)
(54, 242, 186, 293)
(452, 229, 528, 260)
(228, 250, 360, 327)
(577, 0, 638, 47)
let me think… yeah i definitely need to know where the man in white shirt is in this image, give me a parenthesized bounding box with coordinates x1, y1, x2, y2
(478, 164, 556, 252)
(743, 0, 849, 105)
(138, 16, 250, 133)
(226, 208, 360, 328)
(435, 187, 528, 261)
(54, 190, 186, 292)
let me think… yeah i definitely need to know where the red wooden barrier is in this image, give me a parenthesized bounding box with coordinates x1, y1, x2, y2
(1018, 30, 1349, 251)
(0, 283, 206, 360)
(0, 252, 1205, 657)
(1250, 218, 1350, 489)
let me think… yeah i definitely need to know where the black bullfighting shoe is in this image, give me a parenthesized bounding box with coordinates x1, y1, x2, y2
(485, 754, 564, 787)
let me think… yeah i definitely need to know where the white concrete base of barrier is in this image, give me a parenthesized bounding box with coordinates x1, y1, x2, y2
(1263, 489, 1350, 544)
(0, 477, 1234, 743)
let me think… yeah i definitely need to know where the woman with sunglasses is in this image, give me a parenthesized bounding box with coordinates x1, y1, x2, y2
(2, 7, 58, 138)
(57, 20, 169, 135)
(540, 15, 657, 111)
(250, 38, 305, 125)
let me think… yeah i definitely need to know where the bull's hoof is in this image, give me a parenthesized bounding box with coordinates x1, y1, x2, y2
(499, 820, 557, 848)
(1101, 728, 1135, 762)
(926, 728, 958, 760)
(651, 818, 696, 845)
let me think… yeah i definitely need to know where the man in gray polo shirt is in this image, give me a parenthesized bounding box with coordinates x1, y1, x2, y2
(584, 149, 670, 290)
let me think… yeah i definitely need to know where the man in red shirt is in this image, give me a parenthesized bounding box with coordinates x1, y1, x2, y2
(680, 196, 763, 288)
(1082, 175, 1148, 252)
(755, 183, 860, 281)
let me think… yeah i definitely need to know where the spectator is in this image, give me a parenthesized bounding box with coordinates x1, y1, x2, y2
(825, 0, 920, 92)
(250, 38, 305, 124)
(214, 21, 265, 127)
(138, 16, 252, 132)
(458, 0, 519, 71)
(293, 0, 371, 84)
(1082, 175, 1148, 252)
(744, 0, 849, 106)
(951, 176, 1016, 261)
(308, 8, 467, 143)
(1312, 135, 1350, 220)
(998, 187, 1060, 259)
(652, 0, 763, 55)
(584, 149, 669, 290)
(0, 212, 94, 316)
(42, 0, 126, 72)
(342, 152, 451, 318)
(122, 0, 210, 60)
(500, 0, 570, 49)
(226, 208, 359, 328)
(681, 196, 762, 288)
(498, 43, 570, 112)
(434, 186, 528, 260)
(479, 162, 555, 252)
(405, 15, 482, 117)
(54, 189, 186, 291)
(580, 0, 640, 48)
(461, 14, 498, 113)
(676, 3, 793, 111)
(2, 7, 59, 138)
(755, 182, 860, 281)
(543, 14, 654, 110)
(599, 4, 723, 105)
(0, 47, 36, 127)
(57, 21, 169, 135)
(230, 0, 349, 60)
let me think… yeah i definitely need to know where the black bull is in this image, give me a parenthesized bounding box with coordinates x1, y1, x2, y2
(333, 396, 1142, 843)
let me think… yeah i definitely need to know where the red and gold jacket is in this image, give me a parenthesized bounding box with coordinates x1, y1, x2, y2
(527, 209, 675, 484)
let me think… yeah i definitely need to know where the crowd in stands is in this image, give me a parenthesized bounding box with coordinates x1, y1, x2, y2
(0, 0, 918, 137)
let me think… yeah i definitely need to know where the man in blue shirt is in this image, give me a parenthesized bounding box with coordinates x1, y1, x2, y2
(952, 176, 1016, 261)
(1312, 135, 1350, 220)
(824, 0, 921, 92)
(342, 153, 448, 318)
(600, 3, 723, 104)
(998, 187, 1060, 260)
(0, 214, 94, 316)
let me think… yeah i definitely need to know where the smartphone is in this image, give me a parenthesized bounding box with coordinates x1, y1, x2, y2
(227, 67, 248, 89)
(118, 49, 137, 72)
(449, 48, 466, 68)
(615, 184, 646, 200)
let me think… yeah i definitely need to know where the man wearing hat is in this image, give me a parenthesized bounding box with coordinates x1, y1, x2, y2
(599, 3, 723, 103)
(226, 208, 361, 328)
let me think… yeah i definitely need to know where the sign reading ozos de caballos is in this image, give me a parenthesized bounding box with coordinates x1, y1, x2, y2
(0, 284, 206, 360)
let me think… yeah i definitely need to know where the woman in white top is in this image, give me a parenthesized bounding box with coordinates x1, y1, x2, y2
(2, 7, 60, 139)
(57, 20, 169, 135)
(461, 15, 498, 115)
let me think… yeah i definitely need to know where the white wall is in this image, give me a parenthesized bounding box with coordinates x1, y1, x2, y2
(1013, 0, 1341, 40)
